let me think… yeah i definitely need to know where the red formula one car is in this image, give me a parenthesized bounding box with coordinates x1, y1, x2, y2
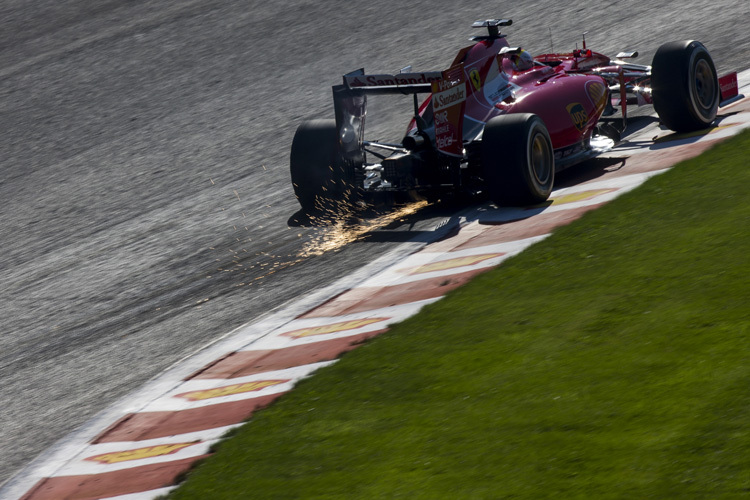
(290, 19, 741, 210)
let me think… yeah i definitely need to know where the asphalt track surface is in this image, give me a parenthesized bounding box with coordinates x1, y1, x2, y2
(1, 0, 748, 488)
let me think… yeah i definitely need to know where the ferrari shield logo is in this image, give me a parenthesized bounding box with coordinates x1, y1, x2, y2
(469, 69, 482, 91)
(566, 102, 588, 131)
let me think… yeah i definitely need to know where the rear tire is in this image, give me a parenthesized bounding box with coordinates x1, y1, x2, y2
(290, 119, 353, 212)
(651, 40, 719, 133)
(481, 113, 554, 206)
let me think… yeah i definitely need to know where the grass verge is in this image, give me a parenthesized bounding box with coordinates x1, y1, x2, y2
(170, 130, 750, 499)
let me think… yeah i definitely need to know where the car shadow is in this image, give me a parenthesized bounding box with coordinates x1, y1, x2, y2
(555, 156, 628, 188)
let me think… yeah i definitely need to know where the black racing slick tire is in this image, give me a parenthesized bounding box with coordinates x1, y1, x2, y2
(481, 113, 554, 206)
(651, 40, 720, 133)
(290, 119, 351, 212)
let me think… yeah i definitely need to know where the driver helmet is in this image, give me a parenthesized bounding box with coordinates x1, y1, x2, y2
(511, 49, 534, 71)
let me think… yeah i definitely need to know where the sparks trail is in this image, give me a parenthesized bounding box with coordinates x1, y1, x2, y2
(299, 194, 430, 257)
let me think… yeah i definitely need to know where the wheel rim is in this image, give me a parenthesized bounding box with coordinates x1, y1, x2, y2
(692, 58, 716, 112)
(529, 130, 552, 185)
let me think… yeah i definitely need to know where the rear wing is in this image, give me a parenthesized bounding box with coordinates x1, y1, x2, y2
(333, 67, 467, 162)
(332, 69, 441, 167)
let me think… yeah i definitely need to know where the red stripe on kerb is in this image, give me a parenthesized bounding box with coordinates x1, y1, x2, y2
(20, 456, 206, 500)
(93, 394, 280, 443)
(303, 268, 492, 318)
(191, 332, 387, 379)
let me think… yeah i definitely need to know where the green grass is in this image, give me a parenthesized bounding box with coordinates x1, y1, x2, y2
(171, 130, 750, 499)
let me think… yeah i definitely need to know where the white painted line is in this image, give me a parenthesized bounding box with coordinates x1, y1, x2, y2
(102, 487, 179, 500)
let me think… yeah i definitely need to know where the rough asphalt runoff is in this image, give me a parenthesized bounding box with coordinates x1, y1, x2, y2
(1, 0, 748, 488)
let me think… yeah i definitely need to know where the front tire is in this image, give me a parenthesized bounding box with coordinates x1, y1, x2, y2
(290, 119, 353, 212)
(651, 40, 720, 133)
(481, 113, 554, 206)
